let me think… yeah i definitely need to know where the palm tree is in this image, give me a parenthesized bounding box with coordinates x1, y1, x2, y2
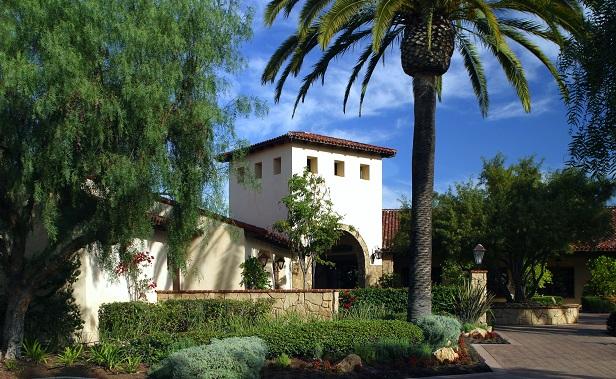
(262, 0, 584, 321)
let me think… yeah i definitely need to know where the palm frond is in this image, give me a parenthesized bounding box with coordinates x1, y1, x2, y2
(343, 44, 374, 113)
(318, 0, 371, 49)
(359, 28, 402, 115)
(264, 0, 293, 25)
(262, 34, 300, 84)
(372, 0, 407, 52)
(472, 20, 531, 112)
(299, 0, 333, 37)
(500, 26, 568, 101)
(456, 32, 488, 117)
(293, 28, 373, 115)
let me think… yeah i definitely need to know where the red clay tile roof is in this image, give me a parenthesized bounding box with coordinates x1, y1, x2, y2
(382, 209, 403, 252)
(381, 207, 616, 253)
(152, 198, 289, 248)
(575, 207, 616, 252)
(220, 131, 396, 162)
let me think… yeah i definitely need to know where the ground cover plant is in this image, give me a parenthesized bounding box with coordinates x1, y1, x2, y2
(582, 296, 616, 313)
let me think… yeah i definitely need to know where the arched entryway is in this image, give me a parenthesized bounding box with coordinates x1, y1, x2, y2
(313, 226, 369, 289)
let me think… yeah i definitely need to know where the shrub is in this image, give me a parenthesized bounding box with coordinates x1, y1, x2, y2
(149, 337, 268, 379)
(432, 285, 458, 315)
(582, 296, 616, 313)
(531, 295, 564, 306)
(585, 256, 616, 297)
(376, 273, 403, 288)
(336, 302, 388, 320)
(353, 338, 415, 365)
(339, 286, 459, 318)
(245, 319, 423, 360)
(124, 332, 206, 365)
(416, 315, 461, 350)
(451, 280, 494, 324)
(240, 257, 271, 290)
(276, 353, 291, 368)
(99, 298, 274, 340)
(607, 312, 616, 336)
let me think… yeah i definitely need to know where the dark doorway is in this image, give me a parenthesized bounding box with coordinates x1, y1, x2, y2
(313, 231, 365, 289)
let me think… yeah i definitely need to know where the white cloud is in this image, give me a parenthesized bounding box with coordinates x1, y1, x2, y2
(488, 96, 553, 121)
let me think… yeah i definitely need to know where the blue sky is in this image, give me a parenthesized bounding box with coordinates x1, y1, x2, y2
(231, 2, 573, 208)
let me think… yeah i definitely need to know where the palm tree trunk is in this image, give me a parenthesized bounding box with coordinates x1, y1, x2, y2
(408, 74, 437, 322)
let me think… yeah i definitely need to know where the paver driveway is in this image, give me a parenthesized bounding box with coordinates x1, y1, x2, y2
(434, 313, 616, 379)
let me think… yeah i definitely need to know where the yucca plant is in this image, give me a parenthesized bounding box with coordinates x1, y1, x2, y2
(451, 279, 495, 324)
(263, 0, 586, 321)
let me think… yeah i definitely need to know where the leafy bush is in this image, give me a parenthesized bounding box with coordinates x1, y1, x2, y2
(451, 280, 494, 324)
(582, 296, 616, 313)
(22, 339, 48, 364)
(336, 302, 388, 320)
(376, 273, 403, 288)
(585, 256, 616, 297)
(99, 298, 274, 340)
(416, 315, 461, 350)
(245, 319, 423, 360)
(531, 295, 564, 306)
(57, 344, 83, 366)
(353, 338, 416, 365)
(276, 353, 291, 368)
(432, 285, 458, 315)
(240, 257, 271, 290)
(124, 332, 206, 365)
(607, 312, 616, 336)
(149, 337, 268, 379)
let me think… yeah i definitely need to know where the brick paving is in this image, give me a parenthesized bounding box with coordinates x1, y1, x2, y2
(432, 313, 616, 379)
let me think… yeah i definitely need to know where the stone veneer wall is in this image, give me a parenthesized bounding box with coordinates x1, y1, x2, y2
(491, 304, 580, 326)
(157, 289, 339, 319)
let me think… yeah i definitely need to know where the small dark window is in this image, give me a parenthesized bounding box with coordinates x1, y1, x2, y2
(307, 156, 318, 173)
(334, 161, 345, 177)
(273, 157, 281, 175)
(254, 162, 262, 179)
(360, 164, 370, 180)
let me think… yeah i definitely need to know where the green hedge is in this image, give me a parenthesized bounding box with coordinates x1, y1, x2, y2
(581, 296, 616, 313)
(99, 299, 274, 340)
(242, 319, 423, 360)
(339, 285, 457, 317)
(608, 312, 616, 336)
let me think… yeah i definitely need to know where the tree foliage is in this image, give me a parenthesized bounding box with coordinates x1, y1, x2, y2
(561, 0, 616, 177)
(274, 170, 344, 289)
(585, 255, 616, 298)
(240, 257, 272, 290)
(0, 0, 256, 357)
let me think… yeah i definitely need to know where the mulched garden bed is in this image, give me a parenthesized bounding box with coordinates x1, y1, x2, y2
(0, 361, 147, 379)
(261, 337, 491, 378)
(465, 331, 509, 345)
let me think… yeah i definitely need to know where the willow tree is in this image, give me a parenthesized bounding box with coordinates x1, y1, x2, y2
(0, 0, 255, 358)
(262, 0, 584, 321)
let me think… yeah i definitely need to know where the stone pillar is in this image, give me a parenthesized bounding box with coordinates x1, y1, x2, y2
(470, 269, 488, 324)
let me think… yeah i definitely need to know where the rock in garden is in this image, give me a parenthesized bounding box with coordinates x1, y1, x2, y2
(469, 327, 488, 338)
(335, 354, 363, 373)
(434, 347, 459, 363)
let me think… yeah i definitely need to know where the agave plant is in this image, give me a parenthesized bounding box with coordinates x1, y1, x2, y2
(263, 0, 585, 321)
(451, 279, 495, 324)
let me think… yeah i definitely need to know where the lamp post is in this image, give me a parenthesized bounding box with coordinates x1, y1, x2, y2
(471, 244, 488, 324)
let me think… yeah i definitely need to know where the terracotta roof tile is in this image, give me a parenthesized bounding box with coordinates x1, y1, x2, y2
(382, 209, 403, 252)
(220, 131, 396, 161)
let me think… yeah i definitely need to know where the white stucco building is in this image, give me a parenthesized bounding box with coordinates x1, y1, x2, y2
(72, 131, 397, 340)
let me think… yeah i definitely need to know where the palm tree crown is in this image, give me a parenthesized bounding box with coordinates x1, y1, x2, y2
(263, 0, 583, 116)
(262, 0, 585, 320)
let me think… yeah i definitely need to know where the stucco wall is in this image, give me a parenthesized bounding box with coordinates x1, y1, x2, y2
(157, 289, 339, 319)
(73, 230, 172, 342)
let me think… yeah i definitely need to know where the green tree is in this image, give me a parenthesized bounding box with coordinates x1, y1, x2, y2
(262, 0, 584, 321)
(0, 0, 255, 358)
(480, 155, 614, 302)
(274, 170, 344, 289)
(560, 0, 616, 177)
(585, 256, 616, 297)
(240, 257, 272, 290)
